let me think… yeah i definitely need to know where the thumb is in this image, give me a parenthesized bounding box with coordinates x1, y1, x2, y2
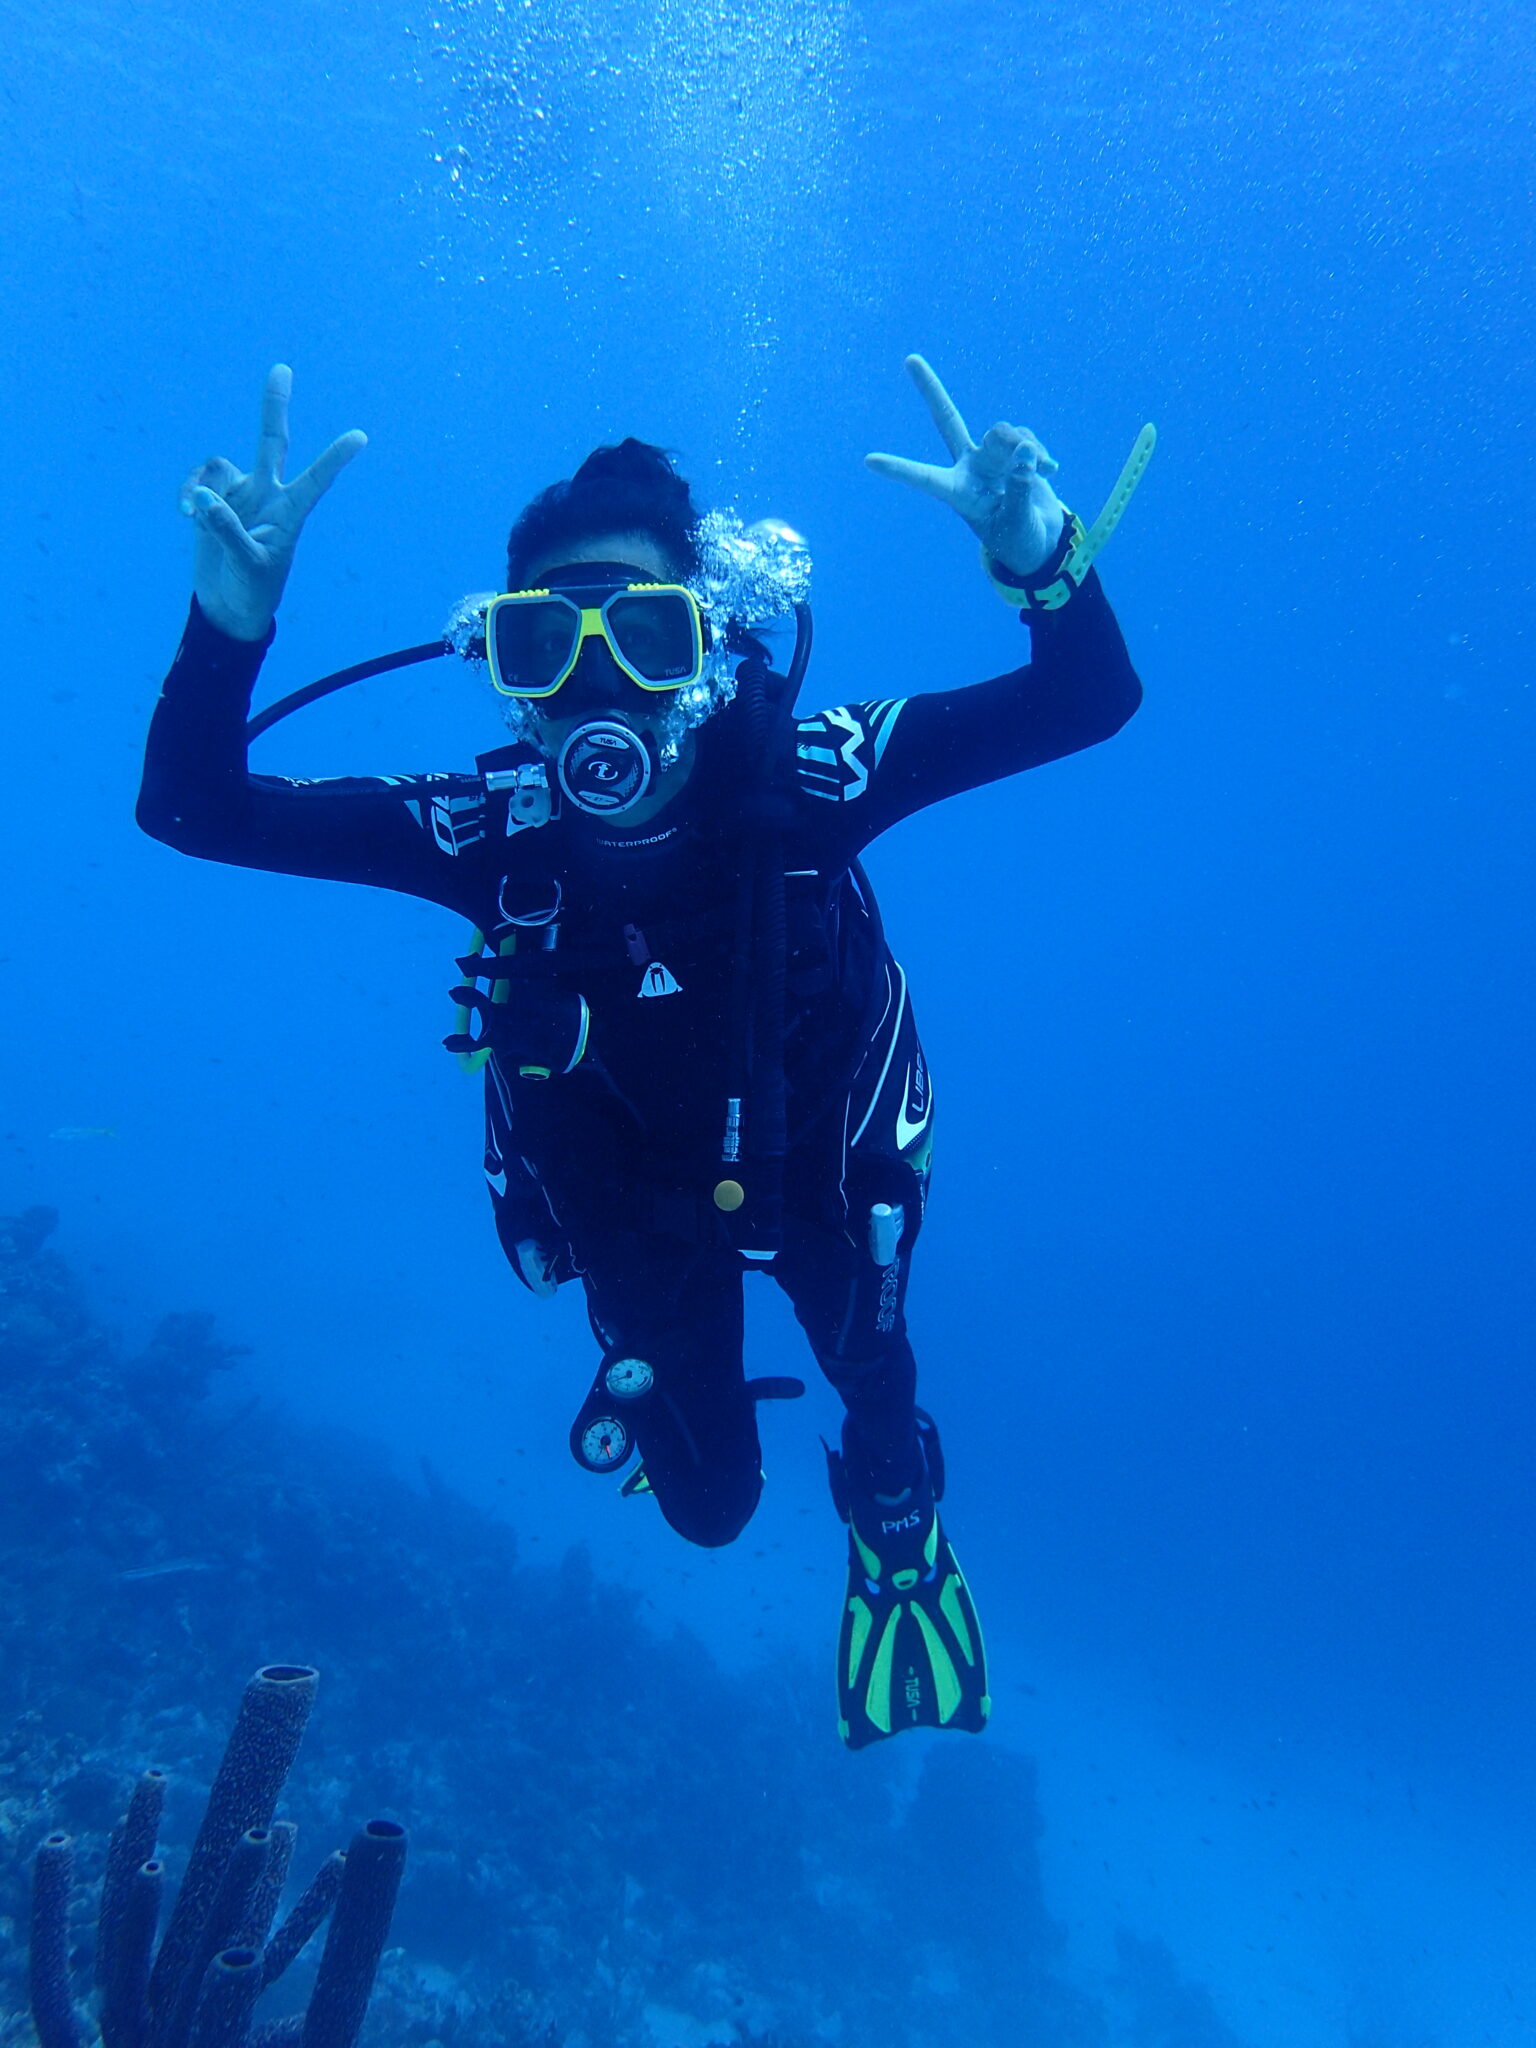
(189, 487, 267, 569)
(864, 452, 957, 504)
(977, 422, 1060, 478)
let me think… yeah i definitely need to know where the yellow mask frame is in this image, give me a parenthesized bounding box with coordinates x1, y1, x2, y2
(485, 581, 707, 699)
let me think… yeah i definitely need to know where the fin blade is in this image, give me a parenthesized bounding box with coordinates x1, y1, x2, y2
(938, 1571, 977, 1667)
(911, 1603, 964, 1725)
(843, 1594, 874, 1694)
(863, 1606, 903, 1737)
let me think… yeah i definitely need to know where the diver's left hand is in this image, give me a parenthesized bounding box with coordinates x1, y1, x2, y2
(445, 973, 591, 1079)
(866, 355, 1068, 577)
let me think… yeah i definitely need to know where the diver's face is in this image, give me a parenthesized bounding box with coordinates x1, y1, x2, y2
(520, 533, 701, 829)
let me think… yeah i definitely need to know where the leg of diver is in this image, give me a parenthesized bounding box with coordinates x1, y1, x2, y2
(775, 1212, 988, 1746)
(774, 1210, 922, 1492)
(579, 1235, 762, 1549)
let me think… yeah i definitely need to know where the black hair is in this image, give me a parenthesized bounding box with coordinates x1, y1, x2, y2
(505, 438, 704, 588)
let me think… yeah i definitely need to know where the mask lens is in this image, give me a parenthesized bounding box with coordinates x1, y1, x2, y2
(490, 595, 581, 697)
(605, 591, 700, 687)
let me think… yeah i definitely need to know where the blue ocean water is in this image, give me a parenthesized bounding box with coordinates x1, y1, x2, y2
(2, 0, 1533, 2041)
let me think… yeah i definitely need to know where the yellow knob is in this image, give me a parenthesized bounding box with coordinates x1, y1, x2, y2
(713, 1179, 746, 1212)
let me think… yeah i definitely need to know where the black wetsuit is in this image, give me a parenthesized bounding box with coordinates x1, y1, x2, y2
(138, 573, 1141, 1545)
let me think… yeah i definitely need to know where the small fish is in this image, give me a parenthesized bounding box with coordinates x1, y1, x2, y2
(116, 1559, 215, 1583)
(49, 1125, 119, 1142)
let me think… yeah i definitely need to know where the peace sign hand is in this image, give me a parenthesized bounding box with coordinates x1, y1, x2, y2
(180, 364, 367, 642)
(866, 355, 1067, 579)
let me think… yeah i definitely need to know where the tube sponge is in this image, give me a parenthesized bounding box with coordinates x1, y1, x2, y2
(171, 1828, 272, 2038)
(188, 1948, 264, 2048)
(260, 1852, 345, 1990)
(100, 1860, 163, 2048)
(249, 2021, 305, 2048)
(98, 1771, 167, 1995)
(148, 1666, 317, 2047)
(300, 1822, 407, 2048)
(30, 1832, 84, 2048)
(238, 1821, 296, 1953)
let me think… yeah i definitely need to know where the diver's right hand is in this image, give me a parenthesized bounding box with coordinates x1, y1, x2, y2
(180, 364, 367, 642)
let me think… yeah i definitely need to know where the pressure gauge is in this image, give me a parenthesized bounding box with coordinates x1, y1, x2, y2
(604, 1357, 655, 1400)
(575, 1415, 632, 1472)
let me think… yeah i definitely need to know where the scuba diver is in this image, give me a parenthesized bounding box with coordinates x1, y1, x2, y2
(138, 357, 1150, 1748)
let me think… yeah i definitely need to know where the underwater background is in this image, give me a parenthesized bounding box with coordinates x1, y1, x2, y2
(3, 0, 1533, 2041)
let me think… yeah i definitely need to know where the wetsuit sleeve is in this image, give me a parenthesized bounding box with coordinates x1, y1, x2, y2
(793, 567, 1142, 844)
(136, 601, 479, 909)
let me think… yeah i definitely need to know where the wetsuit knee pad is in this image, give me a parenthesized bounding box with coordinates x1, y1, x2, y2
(631, 1371, 765, 1548)
(647, 1457, 763, 1549)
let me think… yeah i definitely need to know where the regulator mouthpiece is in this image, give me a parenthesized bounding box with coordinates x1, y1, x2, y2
(557, 719, 656, 815)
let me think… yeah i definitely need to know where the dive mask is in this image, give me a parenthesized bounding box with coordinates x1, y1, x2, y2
(486, 572, 708, 700)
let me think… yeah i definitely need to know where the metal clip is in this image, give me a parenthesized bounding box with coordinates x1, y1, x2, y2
(486, 762, 552, 833)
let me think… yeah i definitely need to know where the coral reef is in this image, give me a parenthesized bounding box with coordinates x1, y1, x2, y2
(0, 1208, 1238, 2047)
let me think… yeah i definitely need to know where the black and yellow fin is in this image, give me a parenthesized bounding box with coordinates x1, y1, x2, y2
(837, 1515, 989, 1750)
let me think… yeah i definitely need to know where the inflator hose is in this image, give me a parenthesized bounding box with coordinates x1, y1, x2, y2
(245, 643, 448, 742)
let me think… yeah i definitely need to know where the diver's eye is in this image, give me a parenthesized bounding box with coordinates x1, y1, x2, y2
(530, 622, 570, 666)
(620, 621, 666, 662)
(607, 593, 696, 681)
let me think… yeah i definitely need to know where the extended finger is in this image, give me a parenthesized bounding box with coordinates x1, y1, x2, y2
(286, 429, 368, 520)
(449, 983, 497, 1013)
(864, 451, 959, 504)
(190, 487, 267, 567)
(903, 355, 975, 460)
(253, 364, 294, 488)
